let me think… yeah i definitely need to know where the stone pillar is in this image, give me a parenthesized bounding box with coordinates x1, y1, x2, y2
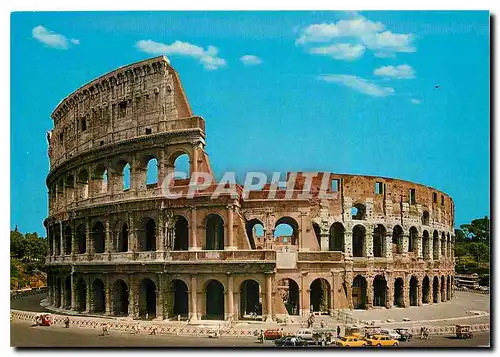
(157, 213, 164, 252)
(85, 218, 92, 254)
(189, 207, 198, 250)
(192, 142, 199, 175)
(365, 229, 374, 258)
(417, 280, 423, 306)
(128, 280, 135, 318)
(402, 276, 409, 308)
(385, 232, 393, 259)
(85, 277, 91, 313)
(105, 218, 111, 253)
(60, 278, 65, 308)
(366, 276, 374, 309)
(345, 273, 353, 309)
(320, 232, 329, 251)
(189, 274, 198, 321)
(105, 275, 111, 315)
(264, 272, 273, 321)
(59, 222, 64, 256)
(417, 234, 423, 259)
(226, 273, 234, 320)
(300, 272, 307, 316)
(226, 206, 235, 250)
(70, 273, 76, 310)
(402, 234, 409, 256)
(71, 221, 77, 256)
(344, 231, 353, 258)
(128, 214, 135, 252)
(435, 282, 441, 304)
(156, 275, 164, 320)
(386, 275, 394, 309)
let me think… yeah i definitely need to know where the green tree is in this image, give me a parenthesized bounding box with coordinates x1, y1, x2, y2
(460, 216, 490, 244)
(468, 242, 489, 266)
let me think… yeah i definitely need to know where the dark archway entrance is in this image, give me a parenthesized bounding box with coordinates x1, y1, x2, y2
(393, 225, 403, 254)
(352, 275, 367, 309)
(92, 279, 105, 313)
(116, 223, 129, 252)
(394, 278, 404, 307)
(139, 278, 156, 319)
(139, 218, 156, 251)
(174, 216, 189, 250)
(441, 276, 445, 302)
(433, 276, 439, 303)
(278, 278, 299, 315)
(92, 222, 105, 253)
(205, 280, 225, 320)
(422, 276, 430, 304)
(373, 275, 387, 307)
(172, 279, 189, 318)
(446, 276, 451, 300)
(112, 279, 129, 316)
(329, 222, 344, 251)
(205, 214, 224, 250)
(310, 278, 331, 313)
(75, 278, 86, 311)
(77, 224, 86, 254)
(240, 280, 261, 319)
(64, 226, 72, 255)
(409, 276, 418, 306)
(373, 225, 386, 257)
(54, 277, 61, 308)
(352, 225, 366, 257)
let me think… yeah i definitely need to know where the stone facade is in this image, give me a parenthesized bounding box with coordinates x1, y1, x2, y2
(45, 56, 455, 322)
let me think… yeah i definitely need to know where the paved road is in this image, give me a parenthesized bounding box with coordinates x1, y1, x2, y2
(10, 293, 49, 313)
(11, 320, 490, 348)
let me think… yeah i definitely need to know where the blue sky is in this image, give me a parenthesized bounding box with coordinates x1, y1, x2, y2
(11, 11, 490, 236)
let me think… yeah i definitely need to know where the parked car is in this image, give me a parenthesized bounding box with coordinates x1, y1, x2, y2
(295, 328, 314, 340)
(274, 336, 307, 347)
(335, 335, 367, 347)
(379, 329, 402, 340)
(264, 329, 283, 340)
(365, 334, 399, 347)
(394, 328, 413, 342)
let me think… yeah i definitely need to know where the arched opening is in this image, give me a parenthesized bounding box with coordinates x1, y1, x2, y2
(423, 230, 430, 259)
(278, 278, 299, 315)
(446, 276, 451, 300)
(246, 219, 264, 249)
(205, 280, 224, 320)
(116, 223, 129, 252)
(112, 279, 129, 316)
(91, 279, 105, 313)
(205, 214, 224, 250)
(441, 232, 446, 258)
(65, 174, 75, 202)
(312, 222, 321, 248)
(64, 225, 72, 255)
(373, 224, 386, 257)
(310, 278, 331, 313)
(392, 225, 403, 254)
(173, 153, 191, 179)
(351, 203, 366, 220)
(433, 276, 439, 303)
(329, 222, 344, 252)
(54, 225, 61, 256)
(394, 278, 404, 307)
(138, 217, 156, 251)
(352, 225, 366, 257)
(76, 224, 86, 254)
(440, 276, 445, 302)
(373, 275, 387, 307)
(422, 211, 430, 225)
(172, 279, 189, 318)
(433, 231, 440, 259)
(274, 217, 299, 245)
(146, 157, 158, 186)
(409, 276, 418, 306)
(139, 278, 156, 319)
(92, 221, 105, 253)
(409, 227, 418, 253)
(240, 280, 262, 319)
(64, 276, 71, 309)
(422, 276, 430, 304)
(75, 278, 86, 311)
(174, 216, 189, 251)
(92, 165, 108, 195)
(352, 275, 367, 309)
(78, 169, 89, 199)
(123, 163, 131, 191)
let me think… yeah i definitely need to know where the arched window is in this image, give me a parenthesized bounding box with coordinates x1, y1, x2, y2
(329, 222, 344, 252)
(409, 227, 418, 253)
(422, 211, 430, 225)
(146, 158, 158, 186)
(392, 225, 403, 254)
(173, 153, 190, 179)
(205, 214, 224, 250)
(351, 203, 366, 220)
(246, 219, 264, 249)
(352, 225, 366, 257)
(78, 169, 89, 199)
(123, 163, 131, 190)
(274, 217, 299, 245)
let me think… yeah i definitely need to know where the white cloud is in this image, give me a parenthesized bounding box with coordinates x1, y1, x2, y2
(318, 74, 394, 97)
(32, 25, 79, 50)
(374, 64, 416, 79)
(309, 43, 365, 61)
(240, 55, 263, 66)
(296, 14, 416, 60)
(411, 98, 421, 104)
(135, 40, 226, 70)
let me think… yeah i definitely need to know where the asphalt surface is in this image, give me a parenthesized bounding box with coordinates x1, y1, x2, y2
(10, 293, 49, 313)
(10, 320, 490, 348)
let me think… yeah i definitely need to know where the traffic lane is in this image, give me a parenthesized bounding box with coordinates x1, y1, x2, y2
(10, 293, 48, 312)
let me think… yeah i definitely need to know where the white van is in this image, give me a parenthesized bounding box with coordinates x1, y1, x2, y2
(379, 329, 401, 340)
(295, 328, 314, 340)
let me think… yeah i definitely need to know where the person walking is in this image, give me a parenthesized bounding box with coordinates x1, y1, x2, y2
(64, 317, 70, 328)
(259, 329, 264, 344)
(336, 325, 341, 338)
(101, 322, 109, 336)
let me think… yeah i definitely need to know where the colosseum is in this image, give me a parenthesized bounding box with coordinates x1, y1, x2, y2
(44, 56, 455, 322)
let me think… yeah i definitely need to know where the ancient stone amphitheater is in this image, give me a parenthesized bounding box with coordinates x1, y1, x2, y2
(45, 56, 455, 322)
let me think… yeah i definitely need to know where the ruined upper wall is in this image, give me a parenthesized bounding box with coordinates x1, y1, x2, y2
(47, 56, 200, 170)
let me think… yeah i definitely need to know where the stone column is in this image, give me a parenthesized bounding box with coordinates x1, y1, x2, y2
(226, 205, 235, 250)
(417, 279, 423, 306)
(417, 234, 423, 259)
(320, 232, 329, 251)
(189, 274, 198, 321)
(60, 278, 65, 308)
(192, 142, 199, 175)
(189, 207, 198, 250)
(85, 218, 92, 254)
(385, 232, 393, 259)
(105, 275, 111, 315)
(386, 275, 394, 309)
(85, 277, 91, 313)
(157, 213, 164, 252)
(105, 218, 111, 253)
(156, 275, 164, 320)
(428, 238, 433, 261)
(60, 222, 64, 256)
(71, 221, 77, 256)
(300, 272, 307, 316)
(128, 214, 135, 252)
(365, 229, 374, 258)
(344, 231, 353, 258)
(226, 273, 234, 320)
(402, 234, 409, 256)
(265, 272, 273, 321)
(345, 273, 353, 309)
(366, 276, 374, 309)
(435, 281, 441, 304)
(128, 279, 135, 318)
(70, 273, 76, 310)
(402, 276, 409, 308)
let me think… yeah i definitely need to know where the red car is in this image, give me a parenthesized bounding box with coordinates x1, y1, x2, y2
(264, 329, 283, 340)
